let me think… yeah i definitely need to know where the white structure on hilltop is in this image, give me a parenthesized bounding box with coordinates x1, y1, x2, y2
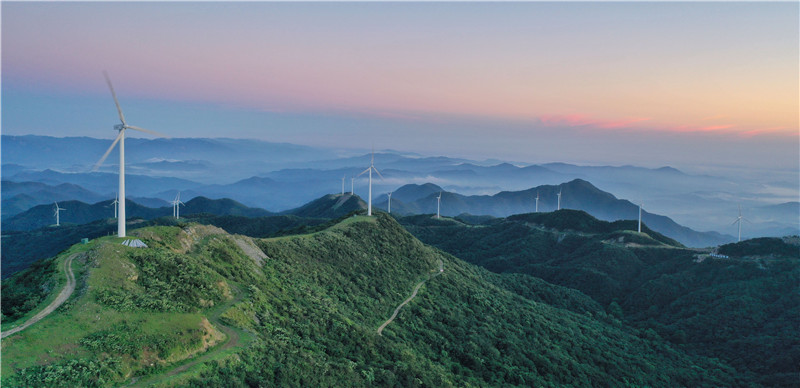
(731, 205, 749, 242)
(111, 192, 119, 219)
(557, 187, 562, 211)
(93, 72, 169, 237)
(172, 192, 185, 219)
(357, 150, 383, 216)
(53, 202, 66, 226)
(436, 192, 442, 219)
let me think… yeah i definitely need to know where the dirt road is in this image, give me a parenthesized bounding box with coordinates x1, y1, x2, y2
(377, 260, 443, 336)
(2, 253, 78, 339)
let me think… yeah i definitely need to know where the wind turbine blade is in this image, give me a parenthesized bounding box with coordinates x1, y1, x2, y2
(127, 125, 169, 138)
(103, 71, 126, 125)
(731, 219, 740, 226)
(93, 131, 123, 171)
(373, 166, 385, 180)
(357, 167, 371, 177)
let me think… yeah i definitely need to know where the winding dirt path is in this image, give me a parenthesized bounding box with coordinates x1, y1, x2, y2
(127, 286, 248, 387)
(2, 253, 78, 339)
(377, 260, 443, 336)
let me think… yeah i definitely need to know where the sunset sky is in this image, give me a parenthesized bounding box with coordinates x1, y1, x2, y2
(2, 2, 798, 171)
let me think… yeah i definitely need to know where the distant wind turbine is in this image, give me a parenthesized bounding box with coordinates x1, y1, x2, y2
(436, 192, 442, 219)
(53, 202, 66, 226)
(111, 192, 119, 219)
(341, 175, 345, 195)
(357, 149, 383, 216)
(731, 205, 750, 242)
(387, 192, 393, 214)
(535, 191, 539, 213)
(351, 177, 355, 195)
(93, 71, 169, 237)
(557, 187, 562, 211)
(172, 192, 185, 219)
(638, 202, 643, 233)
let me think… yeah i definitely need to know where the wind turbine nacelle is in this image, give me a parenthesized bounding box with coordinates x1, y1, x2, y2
(114, 124, 125, 131)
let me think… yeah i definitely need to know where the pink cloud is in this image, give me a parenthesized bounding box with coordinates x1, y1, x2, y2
(537, 114, 651, 129)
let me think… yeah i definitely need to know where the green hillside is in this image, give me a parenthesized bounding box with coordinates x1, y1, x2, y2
(2, 214, 739, 387)
(399, 213, 800, 386)
(283, 193, 366, 218)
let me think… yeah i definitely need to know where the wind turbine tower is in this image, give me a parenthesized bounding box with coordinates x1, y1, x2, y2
(732, 205, 749, 242)
(557, 187, 562, 211)
(351, 177, 355, 195)
(341, 175, 345, 195)
(93, 72, 168, 237)
(387, 192, 393, 214)
(54, 202, 66, 226)
(172, 192, 185, 219)
(436, 192, 442, 219)
(535, 191, 539, 213)
(112, 192, 119, 219)
(357, 150, 383, 216)
(638, 202, 643, 233)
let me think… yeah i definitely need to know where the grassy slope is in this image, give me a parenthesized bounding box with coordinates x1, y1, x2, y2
(3, 214, 740, 387)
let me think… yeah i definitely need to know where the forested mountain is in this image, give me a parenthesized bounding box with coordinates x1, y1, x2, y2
(398, 212, 800, 386)
(381, 179, 733, 247)
(282, 193, 366, 218)
(2, 214, 741, 387)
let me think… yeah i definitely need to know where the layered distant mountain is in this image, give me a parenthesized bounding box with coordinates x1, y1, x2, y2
(3, 135, 797, 237)
(2, 196, 272, 231)
(378, 179, 734, 247)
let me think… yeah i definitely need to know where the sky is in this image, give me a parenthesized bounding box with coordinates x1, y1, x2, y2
(2, 2, 798, 172)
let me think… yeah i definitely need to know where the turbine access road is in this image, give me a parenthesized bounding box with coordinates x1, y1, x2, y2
(377, 260, 444, 336)
(2, 253, 78, 339)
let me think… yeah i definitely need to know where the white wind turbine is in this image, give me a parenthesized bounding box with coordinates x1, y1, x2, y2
(93, 71, 168, 237)
(557, 187, 562, 211)
(387, 192, 393, 214)
(638, 202, 643, 233)
(357, 149, 383, 216)
(436, 192, 442, 219)
(351, 177, 355, 195)
(341, 175, 345, 195)
(111, 192, 119, 219)
(53, 202, 66, 226)
(731, 205, 750, 242)
(535, 191, 540, 213)
(172, 192, 185, 219)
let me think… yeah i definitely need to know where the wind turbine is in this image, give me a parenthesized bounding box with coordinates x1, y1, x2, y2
(111, 192, 119, 219)
(53, 202, 66, 226)
(387, 192, 393, 214)
(341, 175, 345, 195)
(557, 187, 562, 211)
(172, 192, 185, 219)
(357, 149, 383, 216)
(731, 205, 750, 242)
(350, 177, 355, 195)
(535, 191, 539, 213)
(436, 192, 442, 219)
(638, 202, 643, 233)
(93, 71, 168, 237)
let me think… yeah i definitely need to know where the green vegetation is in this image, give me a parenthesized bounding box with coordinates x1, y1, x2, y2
(3, 213, 749, 386)
(399, 212, 800, 386)
(1, 257, 57, 321)
(718, 236, 799, 258)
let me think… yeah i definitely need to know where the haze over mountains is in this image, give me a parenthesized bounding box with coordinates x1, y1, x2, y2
(3, 135, 797, 241)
